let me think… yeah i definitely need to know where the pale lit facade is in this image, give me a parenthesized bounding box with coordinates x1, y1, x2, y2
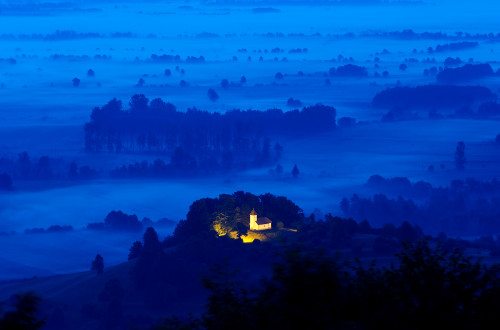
(250, 209, 272, 231)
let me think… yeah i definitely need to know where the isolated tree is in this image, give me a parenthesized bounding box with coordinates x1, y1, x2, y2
(399, 63, 408, 71)
(275, 72, 284, 80)
(143, 227, 162, 255)
(291, 164, 300, 178)
(164, 69, 172, 76)
(455, 141, 466, 170)
(220, 79, 229, 89)
(87, 69, 95, 77)
(91, 254, 104, 274)
(274, 142, 283, 160)
(135, 78, 145, 87)
(128, 241, 143, 260)
(72, 77, 80, 87)
(240, 76, 247, 84)
(207, 88, 219, 102)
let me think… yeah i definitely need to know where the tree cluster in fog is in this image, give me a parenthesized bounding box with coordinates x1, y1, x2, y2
(436, 63, 495, 83)
(372, 85, 496, 109)
(341, 175, 500, 236)
(328, 64, 368, 77)
(428, 41, 478, 53)
(84, 95, 335, 172)
(172, 191, 304, 242)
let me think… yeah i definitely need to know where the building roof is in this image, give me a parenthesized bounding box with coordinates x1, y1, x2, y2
(250, 209, 257, 216)
(256, 217, 272, 225)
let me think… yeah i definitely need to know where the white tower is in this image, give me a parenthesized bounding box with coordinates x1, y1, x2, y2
(250, 209, 258, 230)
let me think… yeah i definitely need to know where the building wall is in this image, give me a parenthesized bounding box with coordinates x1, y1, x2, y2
(256, 223, 271, 230)
(250, 214, 258, 230)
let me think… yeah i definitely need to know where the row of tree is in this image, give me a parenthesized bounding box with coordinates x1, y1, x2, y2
(84, 94, 336, 156)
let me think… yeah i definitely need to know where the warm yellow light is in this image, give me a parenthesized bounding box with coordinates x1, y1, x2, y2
(240, 231, 268, 243)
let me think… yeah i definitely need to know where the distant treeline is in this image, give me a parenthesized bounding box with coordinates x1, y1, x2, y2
(362, 29, 500, 41)
(149, 54, 206, 63)
(0, 30, 134, 40)
(3, 28, 500, 43)
(372, 85, 496, 109)
(0, 152, 98, 183)
(0, 58, 16, 65)
(202, 0, 382, 6)
(50, 54, 111, 61)
(436, 63, 495, 83)
(428, 41, 478, 53)
(341, 175, 500, 236)
(87, 210, 147, 232)
(24, 225, 73, 235)
(84, 94, 336, 168)
(328, 64, 367, 77)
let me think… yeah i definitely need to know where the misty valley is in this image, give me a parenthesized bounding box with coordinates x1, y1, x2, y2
(1, 0, 500, 329)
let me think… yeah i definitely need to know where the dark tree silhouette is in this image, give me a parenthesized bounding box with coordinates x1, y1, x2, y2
(274, 142, 283, 160)
(72, 77, 80, 87)
(164, 69, 171, 76)
(87, 69, 95, 77)
(286, 98, 302, 108)
(275, 72, 284, 80)
(128, 241, 143, 260)
(455, 141, 466, 170)
(291, 164, 299, 178)
(103, 210, 142, 231)
(135, 78, 145, 87)
(91, 254, 104, 274)
(129, 94, 149, 114)
(233, 222, 248, 238)
(143, 227, 162, 255)
(194, 239, 500, 329)
(0, 291, 45, 329)
(207, 88, 219, 102)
